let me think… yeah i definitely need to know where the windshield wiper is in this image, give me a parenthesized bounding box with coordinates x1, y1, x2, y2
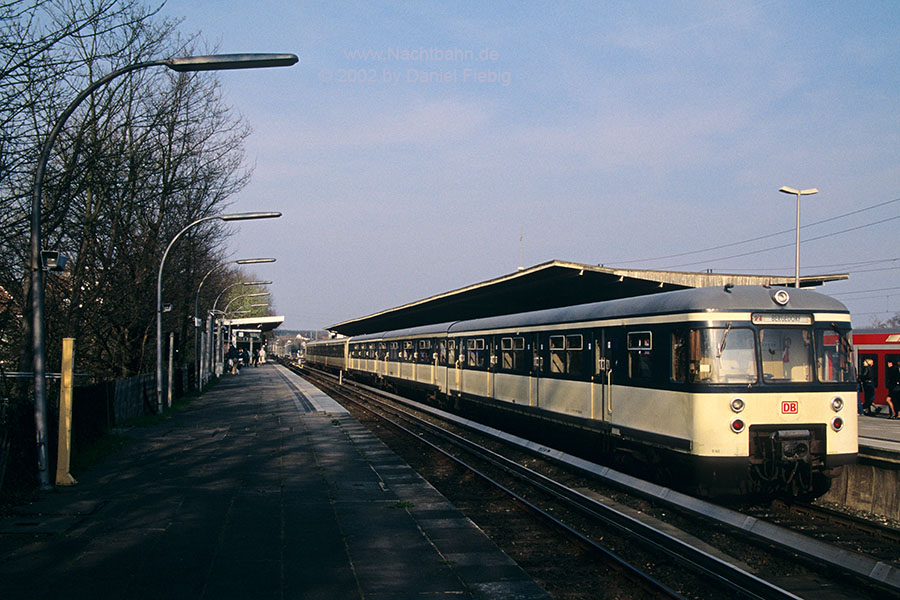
(717, 322, 733, 358)
(831, 323, 853, 354)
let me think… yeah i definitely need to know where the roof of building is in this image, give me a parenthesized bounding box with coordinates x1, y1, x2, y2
(224, 314, 285, 332)
(329, 260, 849, 336)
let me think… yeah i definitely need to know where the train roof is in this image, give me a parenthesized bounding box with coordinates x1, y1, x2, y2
(351, 321, 456, 342)
(447, 285, 850, 334)
(328, 260, 849, 336)
(314, 286, 851, 344)
(852, 327, 900, 335)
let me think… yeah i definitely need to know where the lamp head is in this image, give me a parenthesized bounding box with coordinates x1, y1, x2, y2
(236, 258, 276, 265)
(220, 211, 281, 221)
(164, 54, 298, 72)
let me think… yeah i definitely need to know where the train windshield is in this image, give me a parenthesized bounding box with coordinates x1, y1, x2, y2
(680, 324, 853, 386)
(689, 328, 758, 384)
(759, 327, 813, 383)
(815, 327, 854, 383)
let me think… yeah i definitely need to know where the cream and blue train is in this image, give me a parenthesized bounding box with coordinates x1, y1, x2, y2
(306, 285, 857, 496)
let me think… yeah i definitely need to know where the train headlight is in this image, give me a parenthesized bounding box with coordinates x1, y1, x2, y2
(831, 397, 844, 412)
(730, 418, 745, 433)
(730, 397, 745, 413)
(831, 416, 844, 432)
(773, 289, 790, 306)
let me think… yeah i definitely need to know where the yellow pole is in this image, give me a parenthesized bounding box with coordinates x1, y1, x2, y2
(55, 338, 77, 486)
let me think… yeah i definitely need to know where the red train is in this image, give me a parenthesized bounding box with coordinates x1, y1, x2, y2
(853, 328, 900, 411)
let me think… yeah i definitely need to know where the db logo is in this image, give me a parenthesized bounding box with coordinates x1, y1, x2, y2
(782, 400, 799, 414)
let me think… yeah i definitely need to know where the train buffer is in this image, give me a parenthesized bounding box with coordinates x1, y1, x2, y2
(0, 364, 550, 600)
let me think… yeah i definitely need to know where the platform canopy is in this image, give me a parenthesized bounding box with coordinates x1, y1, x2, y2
(224, 314, 284, 332)
(329, 260, 848, 336)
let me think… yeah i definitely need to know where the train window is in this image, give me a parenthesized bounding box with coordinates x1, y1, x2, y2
(417, 339, 432, 362)
(690, 327, 757, 384)
(448, 339, 457, 365)
(567, 335, 583, 351)
(549, 336, 565, 373)
(438, 340, 447, 365)
(627, 331, 651, 351)
(467, 338, 486, 368)
(403, 341, 415, 362)
(627, 331, 653, 380)
(671, 330, 688, 383)
(760, 328, 811, 383)
(549, 334, 584, 375)
(501, 336, 526, 371)
(389, 341, 399, 361)
(568, 334, 585, 376)
(815, 328, 853, 383)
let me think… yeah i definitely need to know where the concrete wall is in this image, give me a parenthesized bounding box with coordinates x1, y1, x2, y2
(820, 460, 900, 521)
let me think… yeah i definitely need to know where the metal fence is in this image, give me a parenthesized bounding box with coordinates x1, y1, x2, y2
(0, 366, 193, 495)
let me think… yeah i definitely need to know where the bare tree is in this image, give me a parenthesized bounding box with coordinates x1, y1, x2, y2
(1, 1, 254, 380)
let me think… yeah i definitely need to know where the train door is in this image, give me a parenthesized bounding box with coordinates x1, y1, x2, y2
(593, 329, 613, 421)
(530, 334, 542, 407)
(449, 338, 462, 394)
(488, 336, 497, 399)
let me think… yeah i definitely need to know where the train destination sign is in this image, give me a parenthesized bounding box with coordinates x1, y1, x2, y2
(751, 313, 813, 326)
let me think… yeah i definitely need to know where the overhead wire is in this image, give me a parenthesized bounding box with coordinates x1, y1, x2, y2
(613, 196, 900, 268)
(661, 213, 900, 269)
(608, 195, 900, 321)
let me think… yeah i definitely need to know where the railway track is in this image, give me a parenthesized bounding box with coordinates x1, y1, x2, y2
(292, 363, 900, 599)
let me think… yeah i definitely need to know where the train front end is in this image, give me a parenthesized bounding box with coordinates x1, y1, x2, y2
(689, 288, 857, 497)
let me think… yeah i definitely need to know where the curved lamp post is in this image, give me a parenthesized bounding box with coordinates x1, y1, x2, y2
(226, 303, 271, 318)
(195, 258, 275, 388)
(221, 292, 270, 353)
(779, 186, 818, 288)
(208, 281, 272, 368)
(222, 292, 271, 315)
(212, 280, 273, 312)
(30, 52, 298, 488)
(156, 214, 279, 413)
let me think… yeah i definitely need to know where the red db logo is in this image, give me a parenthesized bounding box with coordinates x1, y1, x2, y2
(782, 400, 799, 414)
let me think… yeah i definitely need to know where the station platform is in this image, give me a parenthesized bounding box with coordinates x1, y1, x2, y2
(0, 363, 551, 600)
(858, 409, 900, 462)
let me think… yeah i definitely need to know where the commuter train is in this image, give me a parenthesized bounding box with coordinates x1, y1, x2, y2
(307, 285, 857, 497)
(853, 328, 900, 411)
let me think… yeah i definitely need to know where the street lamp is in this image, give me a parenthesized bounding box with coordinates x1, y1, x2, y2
(222, 292, 270, 350)
(157, 214, 279, 413)
(222, 291, 271, 314)
(779, 186, 819, 288)
(195, 258, 275, 389)
(226, 302, 270, 317)
(209, 280, 273, 373)
(212, 280, 274, 312)
(30, 52, 297, 488)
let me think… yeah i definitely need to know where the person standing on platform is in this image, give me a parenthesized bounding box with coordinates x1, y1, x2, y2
(887, 359, 900, 419)
(859, 358, 876, 415)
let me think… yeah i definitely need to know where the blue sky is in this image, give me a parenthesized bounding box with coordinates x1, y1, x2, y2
(162, 1, 900, 330)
